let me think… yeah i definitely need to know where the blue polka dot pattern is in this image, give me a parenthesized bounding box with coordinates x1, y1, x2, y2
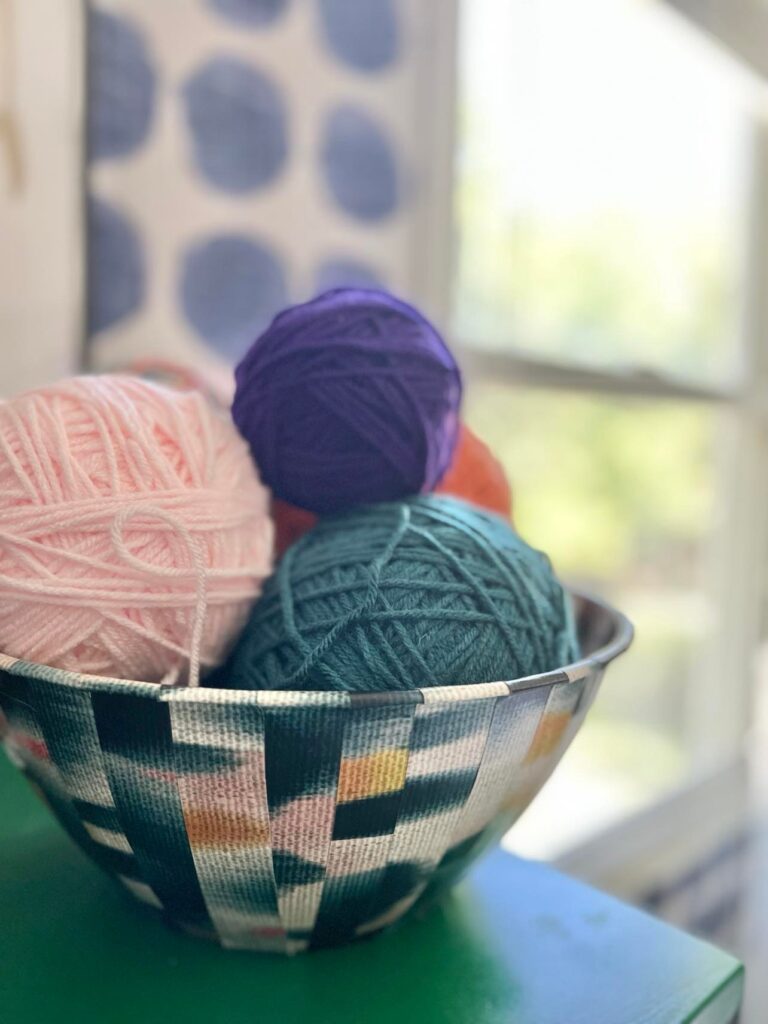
(208, 0, 287, 27)
(182, 57, 288, 194)
(179, 235, 287, 358)
(87, 9, 156, 161)
(315, 259, 382, 294)
(321, 105, 399, 221)
(87, 196, 145, 336)
(318, 0, 398, 72)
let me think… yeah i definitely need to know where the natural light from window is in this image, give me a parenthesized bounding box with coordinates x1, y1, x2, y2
(456, 0, 752, 857)
(456, 0, 749, 383)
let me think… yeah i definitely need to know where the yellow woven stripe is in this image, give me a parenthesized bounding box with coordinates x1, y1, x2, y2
(523, 711, 571, 764)
(337, 748, 409, 803)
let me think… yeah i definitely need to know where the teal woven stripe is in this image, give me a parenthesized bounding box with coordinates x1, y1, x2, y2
(90, 691, 213, 931)
(262, 705, 346, 953)
(169, 701, 285, 952)
(24, 678, 149, 888)
(311, 702, 417, 945)
(352, 698, 497, 936)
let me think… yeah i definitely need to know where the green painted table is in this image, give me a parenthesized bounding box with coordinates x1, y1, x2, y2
(0, 754, 743, 1024)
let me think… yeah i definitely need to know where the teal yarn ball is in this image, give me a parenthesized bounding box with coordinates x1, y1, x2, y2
(219, 496, 579, 692)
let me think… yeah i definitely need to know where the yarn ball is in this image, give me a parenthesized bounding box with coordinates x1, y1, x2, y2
(232, 287, 462, 514)
(0, 375, 273, 685)
(216, 495, 578, 693)
(271, 424, 513, 558)
(272, 498, 317, 559)
(436, 424, 512, 520)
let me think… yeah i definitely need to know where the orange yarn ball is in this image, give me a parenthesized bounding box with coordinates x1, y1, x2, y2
(272, 424, 512, 557)
(435, 424, 512, 519)
(273, 499, 317, 559)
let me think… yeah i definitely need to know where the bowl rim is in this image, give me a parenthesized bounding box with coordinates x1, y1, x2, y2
(0, 590, 633, 708)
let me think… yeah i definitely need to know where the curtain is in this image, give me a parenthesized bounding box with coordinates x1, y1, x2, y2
(84, 0, 456, 391)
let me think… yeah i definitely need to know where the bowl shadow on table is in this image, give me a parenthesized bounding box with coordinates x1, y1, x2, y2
(0, 825, 518, 1024)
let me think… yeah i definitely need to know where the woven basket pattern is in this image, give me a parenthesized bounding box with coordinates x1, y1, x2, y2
(0, 595, 630, 953)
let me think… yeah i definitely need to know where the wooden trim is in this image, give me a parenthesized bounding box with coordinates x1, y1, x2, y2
(549, 755, 750, 899)
(661, 0, 768, 87)
(409, 0, 459, 326)
(459, 345, 742, 404)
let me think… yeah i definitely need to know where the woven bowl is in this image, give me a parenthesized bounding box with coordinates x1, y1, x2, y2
(0, 592, 631, 954)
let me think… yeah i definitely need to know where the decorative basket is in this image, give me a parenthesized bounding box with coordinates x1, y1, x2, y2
(0, 593, 631, 954)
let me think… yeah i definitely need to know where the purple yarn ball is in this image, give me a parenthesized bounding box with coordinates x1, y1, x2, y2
(232, 288, 462, 514)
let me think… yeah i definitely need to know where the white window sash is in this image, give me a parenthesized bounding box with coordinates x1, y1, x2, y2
(439, 8, 768, 872)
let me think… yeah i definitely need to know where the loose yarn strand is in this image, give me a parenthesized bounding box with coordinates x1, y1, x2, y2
(111, 504, 209, 687)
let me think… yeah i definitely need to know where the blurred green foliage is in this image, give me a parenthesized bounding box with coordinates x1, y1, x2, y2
(465, 386, 719, 759)
(455, 128, 736, 380)
(466, 385, 717, 582)
(454, 0, 741, 819)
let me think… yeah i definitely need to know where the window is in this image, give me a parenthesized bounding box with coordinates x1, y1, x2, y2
(454, 0, 767, 859)
(456, 0, 748, 383)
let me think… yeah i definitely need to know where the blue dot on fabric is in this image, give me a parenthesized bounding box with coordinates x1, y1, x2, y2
(179, 235, 287, 359)
(315, 259, 383, 293)
(182, 57, 288, 194)
(87, 9, 156, 161)
(321, 105, 399, 222)
(207, 0, 287, 27)
(318, 0, 399, 72)
(87, 196, 145, 336)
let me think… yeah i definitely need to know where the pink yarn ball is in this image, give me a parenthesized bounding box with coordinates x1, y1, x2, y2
(0, 376, 273, 684)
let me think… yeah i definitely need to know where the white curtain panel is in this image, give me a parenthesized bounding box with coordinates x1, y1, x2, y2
(85, 0, 457, 391)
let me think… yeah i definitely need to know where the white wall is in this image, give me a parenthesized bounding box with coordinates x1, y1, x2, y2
(0, 0, 83, 397)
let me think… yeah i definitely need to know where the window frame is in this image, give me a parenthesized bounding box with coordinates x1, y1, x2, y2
(443, 2, 768, 877)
